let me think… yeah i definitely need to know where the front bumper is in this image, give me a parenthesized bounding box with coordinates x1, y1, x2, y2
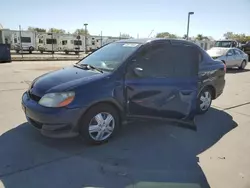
(22, 92, 84, 138)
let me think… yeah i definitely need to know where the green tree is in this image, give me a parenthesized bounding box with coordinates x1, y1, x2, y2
(28, 26, 46, 32)
(156, 32, 178, 39)
(223, 32, 250, 43)
(223, 32, 234, 39)
(74, 29, 90, 35)
(48, 28, 66, 34)
(196, 34, 204, 40)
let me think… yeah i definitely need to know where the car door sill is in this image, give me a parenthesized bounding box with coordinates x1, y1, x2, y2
(126, 115, 197, 131)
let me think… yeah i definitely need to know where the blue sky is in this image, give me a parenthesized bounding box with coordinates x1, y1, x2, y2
(1, 0, 250, 39)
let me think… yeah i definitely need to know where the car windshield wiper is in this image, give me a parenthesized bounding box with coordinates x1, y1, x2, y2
(74, 64, 103, 73)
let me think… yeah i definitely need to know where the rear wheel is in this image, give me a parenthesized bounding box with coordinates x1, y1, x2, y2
(239, 60, 247, 70)
(197, 87, 212, 114)
(79, 104, 120, 144)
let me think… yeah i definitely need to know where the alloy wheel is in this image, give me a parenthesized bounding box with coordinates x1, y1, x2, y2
(88, 112, 115, 141)
(200, 91, 212, 111)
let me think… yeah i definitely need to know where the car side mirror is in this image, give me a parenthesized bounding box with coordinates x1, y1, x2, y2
(133, 67, 144, 77)
(227, 52, 233, 56)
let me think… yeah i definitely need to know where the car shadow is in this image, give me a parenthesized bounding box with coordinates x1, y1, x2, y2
(0, 108, 237, 188)
(226, 68, 250, 74)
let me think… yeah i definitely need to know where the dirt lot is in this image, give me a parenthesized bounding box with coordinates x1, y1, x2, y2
(0, 61, 250, 188)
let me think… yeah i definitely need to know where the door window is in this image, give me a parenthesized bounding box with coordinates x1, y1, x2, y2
(227, 49, 234, 56)
(234, 49, 242, 55)
(128, 42, 199, 78)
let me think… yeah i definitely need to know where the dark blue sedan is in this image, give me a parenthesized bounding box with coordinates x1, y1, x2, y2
(22, 38, 225, 144)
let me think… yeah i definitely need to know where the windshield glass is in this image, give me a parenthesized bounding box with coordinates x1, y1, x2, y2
(78, 42, 140, 71)
(214, 41, 233, 48)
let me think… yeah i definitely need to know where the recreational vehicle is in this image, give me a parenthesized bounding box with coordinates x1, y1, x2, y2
(36, 33, 59, 53)
(12, 30, 36, 53)
(59, 34, 84, 54)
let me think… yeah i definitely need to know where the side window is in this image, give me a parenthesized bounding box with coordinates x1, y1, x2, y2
(235, 49, 242, 55)
(62, 40, 67, 45)
(129, 43, 174, 78)
(171, 44, 199, 77)
(127, 42, 199, 79)
(227, 49, 234, 55)
(39, 39, 43, 44)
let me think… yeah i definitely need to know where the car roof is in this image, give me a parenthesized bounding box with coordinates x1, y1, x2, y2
(116, 38, 196, 46)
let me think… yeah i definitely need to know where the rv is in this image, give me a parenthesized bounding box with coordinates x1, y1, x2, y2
(59, 34, 84, 54)
(0, 29, 12, 46)
(36, 33, 59, 53)
(11, 30, 36, 53)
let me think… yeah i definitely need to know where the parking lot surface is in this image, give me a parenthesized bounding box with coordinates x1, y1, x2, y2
(0, 61, 250, 188)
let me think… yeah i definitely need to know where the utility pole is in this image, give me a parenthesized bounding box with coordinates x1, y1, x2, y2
(51, 32, 54, 58)
(84, 23, 88, 53)
(19, 25, 23, 58)
(100, 31, 103, 47)
(186, 12, 194, 40)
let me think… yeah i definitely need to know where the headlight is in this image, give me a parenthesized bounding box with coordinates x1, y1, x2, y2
(39, 92, 75, 107)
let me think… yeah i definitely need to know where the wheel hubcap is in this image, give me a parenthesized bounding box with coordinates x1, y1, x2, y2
(88, 112, 115, 141)
(200, 91, 211, 111)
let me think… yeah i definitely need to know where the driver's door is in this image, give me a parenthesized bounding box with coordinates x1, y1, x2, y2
(124, 41, 199, 129)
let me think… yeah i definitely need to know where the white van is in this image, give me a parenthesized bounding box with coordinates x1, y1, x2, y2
(36, 33, 59, 53)
(59, 34, 84, 54)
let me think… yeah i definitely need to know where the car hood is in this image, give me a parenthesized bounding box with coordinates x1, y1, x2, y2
(31, 66, 108, 96)
(207, 47, 229, 57)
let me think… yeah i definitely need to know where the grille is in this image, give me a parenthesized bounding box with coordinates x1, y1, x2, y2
(29, 91, 41, 102)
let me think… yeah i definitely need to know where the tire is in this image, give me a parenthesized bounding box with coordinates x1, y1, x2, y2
(75, 51, 79, 55)
(196, 87, 213, 114)
(239, 60, 247, 70)
(79, 104, 120, 144)
(65, 51, 69, 55)
(16, 50, 20, 53)
(40, 51, 44, 54)
(29, 51, 32, 54)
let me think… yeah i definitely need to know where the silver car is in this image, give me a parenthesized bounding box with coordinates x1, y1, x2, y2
(207, 47, 248, 69)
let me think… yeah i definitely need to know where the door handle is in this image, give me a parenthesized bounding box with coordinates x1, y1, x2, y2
(180, 90, 193, 95)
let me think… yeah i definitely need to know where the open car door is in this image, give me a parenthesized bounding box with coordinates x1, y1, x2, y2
(125, 40, 199, 130)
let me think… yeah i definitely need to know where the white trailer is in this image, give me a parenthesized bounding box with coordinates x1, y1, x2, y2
(58, 34, 84, 54)
(12, 30, 36, 53)
(0, 29, 12, 45)
(36, 33, 60, 53)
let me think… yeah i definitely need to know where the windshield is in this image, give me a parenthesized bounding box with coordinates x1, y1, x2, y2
(214, 41, 233, 48)
(78, 42, 140, 71)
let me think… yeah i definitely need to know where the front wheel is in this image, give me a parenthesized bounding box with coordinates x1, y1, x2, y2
(197, 88, 212, 114)
(79, 104, 120, 144)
